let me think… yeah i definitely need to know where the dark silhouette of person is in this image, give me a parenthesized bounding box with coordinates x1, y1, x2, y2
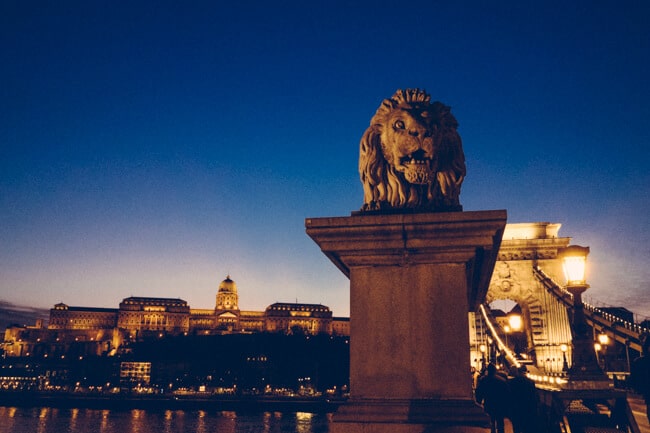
(508, 365, 539, 433)
(631, 334, 650, 423)
(476, 363, 510, 433)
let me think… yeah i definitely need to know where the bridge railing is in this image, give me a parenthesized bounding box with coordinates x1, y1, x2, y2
(479, 303, 570, 386)
(478, 304, 522, 369)
(533, 266, 649, 354)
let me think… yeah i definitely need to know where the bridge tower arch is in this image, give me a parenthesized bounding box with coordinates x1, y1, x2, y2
(486, 222, 574, 373)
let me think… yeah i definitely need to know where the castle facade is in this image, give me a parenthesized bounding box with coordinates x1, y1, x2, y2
(2, 276, 349, 358)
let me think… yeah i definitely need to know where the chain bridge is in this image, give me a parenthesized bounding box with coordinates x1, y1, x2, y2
(472, 222, 647, 375)
(469, 222, 649, 433)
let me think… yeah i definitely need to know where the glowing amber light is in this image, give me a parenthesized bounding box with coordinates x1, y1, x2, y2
(598, 333, 610, 345)
(508, 314, 522, 332)
(559, 245, 590, 286)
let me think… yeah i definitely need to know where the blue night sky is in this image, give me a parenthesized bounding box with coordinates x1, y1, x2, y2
(1, 1, 649, 318)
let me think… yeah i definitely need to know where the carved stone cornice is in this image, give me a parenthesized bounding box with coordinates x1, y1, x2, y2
(498, 237, 571, 261)
(306, 210, 507, 311)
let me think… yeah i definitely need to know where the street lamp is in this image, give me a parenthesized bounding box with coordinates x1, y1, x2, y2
(597, 333, 610, 346)
(508, 314, 523, 333)
(558, 246, 608, 383)
(560, 344, 569, 371)
(479, 344, 487, 370)
(598, 333, 610, 370)
(507, 314, 522, 351)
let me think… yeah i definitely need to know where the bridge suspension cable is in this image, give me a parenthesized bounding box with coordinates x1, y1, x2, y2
(478, 304, 521, 369)
(533, 266, 649, 354)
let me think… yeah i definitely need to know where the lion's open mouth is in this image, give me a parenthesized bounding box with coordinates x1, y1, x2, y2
(398, 153, 435, 185)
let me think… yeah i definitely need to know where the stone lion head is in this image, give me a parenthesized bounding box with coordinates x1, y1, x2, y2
(359, 89, 466, 212)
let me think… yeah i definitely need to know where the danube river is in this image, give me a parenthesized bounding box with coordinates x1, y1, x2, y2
(0, 406, 332, 433)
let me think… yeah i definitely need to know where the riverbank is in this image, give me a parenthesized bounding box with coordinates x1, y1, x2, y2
(0, 391, 344, 412)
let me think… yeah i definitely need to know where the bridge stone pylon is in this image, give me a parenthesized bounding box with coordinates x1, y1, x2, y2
(486, 222, 574, 373)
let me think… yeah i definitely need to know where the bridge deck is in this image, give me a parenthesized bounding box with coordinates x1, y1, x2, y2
(469, 398, 648, 433)
(629, 394, 650, 433)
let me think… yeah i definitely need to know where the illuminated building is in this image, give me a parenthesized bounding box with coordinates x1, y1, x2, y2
(49, 304, 117, 330)
(120, 362, 152, 386)
(2, 275, 349, 358)
(263, 303, 333, 334)
(214, 275, 241, 331)
(117, 297, 190, 336)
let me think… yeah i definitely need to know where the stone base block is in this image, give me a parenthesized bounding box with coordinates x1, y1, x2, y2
(329, 399, 490, 433)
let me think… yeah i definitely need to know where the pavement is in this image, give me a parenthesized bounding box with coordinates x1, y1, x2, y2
(480, 394, 649, 433)
(628, 394, 650, 433)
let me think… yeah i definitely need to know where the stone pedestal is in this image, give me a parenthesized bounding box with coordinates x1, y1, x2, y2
(306, 210, 507, 433)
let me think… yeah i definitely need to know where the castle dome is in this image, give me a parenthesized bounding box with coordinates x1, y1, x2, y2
(218, 275, 237, 294)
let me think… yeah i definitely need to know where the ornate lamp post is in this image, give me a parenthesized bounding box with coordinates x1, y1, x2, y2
(597, 333, 610, 371)
(560, 344, 569, 372)
(505, 313, 522, 351)
(559, 246, 609, 384)
(594, 342, 602, 366)
(508, 314, 523, 333)
(479, 343, 487, 370)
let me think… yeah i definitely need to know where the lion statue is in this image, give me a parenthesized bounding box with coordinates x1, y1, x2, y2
(359, 89, 466, 212)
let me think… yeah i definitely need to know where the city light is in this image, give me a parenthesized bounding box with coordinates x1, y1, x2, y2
(560, 343, 569, 371)
(558, 245, 609, 384)
(559, 245, 590, 287)
(508, 314, 522, 332)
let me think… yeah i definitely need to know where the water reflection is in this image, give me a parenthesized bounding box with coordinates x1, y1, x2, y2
(216, 410, 237, 433)
(196, 410, 206, 433)
(0, 408, 13, 433)
(296, 412, 313, 433)
(130, 409, 146, 433)
(163, 410, 172, 433)
(263, 411, 272, 432)
(262, 411, 285, 433)
(37, 407, 52, 433)
(100, 409, 111, 433)
(0, 406, 331, 433)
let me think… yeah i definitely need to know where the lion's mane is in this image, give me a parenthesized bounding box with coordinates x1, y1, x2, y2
(359, 89, 466, 212)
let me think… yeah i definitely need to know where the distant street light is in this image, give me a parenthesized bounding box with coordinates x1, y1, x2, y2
(597, 333, 610, 346)
(506, 314, 522, 351)
(508, 314, 523, 332)
(598, 334, 610, 370)
(559, 246, 608, 382)
(560, 344, 569, 371)
(479, 344, 487, 370)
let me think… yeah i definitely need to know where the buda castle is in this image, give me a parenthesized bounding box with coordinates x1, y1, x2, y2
(3, 275, 349, 358)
